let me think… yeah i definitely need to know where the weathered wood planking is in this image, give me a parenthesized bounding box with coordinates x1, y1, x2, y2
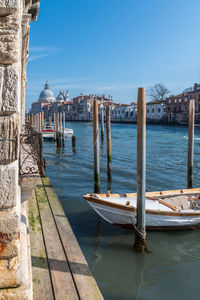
(42, 177, 104, 300)
(35, 179, 79, 300)
(28, 192, 54, 300)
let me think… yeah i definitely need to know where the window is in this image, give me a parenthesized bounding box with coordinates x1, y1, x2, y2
(169, 100, 171, 103)
(174, 99, 177, 103)
(152, 108, 154, 113)
(190, 95, 192, 100)
(179, 99, 181, 103)
(185, 98, 187, 102)
(147, 109, 149, 113)
(158, 108, 160, 113)
(198, 94, 200, 100)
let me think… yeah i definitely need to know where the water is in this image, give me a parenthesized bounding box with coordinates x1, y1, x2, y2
(43, 122, 200, 300)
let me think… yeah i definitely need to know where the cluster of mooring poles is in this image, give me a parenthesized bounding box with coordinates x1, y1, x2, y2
(27, 111, 76, 152)
(92, 89, 196, 253)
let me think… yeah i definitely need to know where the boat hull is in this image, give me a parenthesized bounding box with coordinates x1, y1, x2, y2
(85, 193, 200, 230)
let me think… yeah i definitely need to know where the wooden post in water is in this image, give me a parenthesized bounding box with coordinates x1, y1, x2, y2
(101, 109, 104, 142)
(39, 113, 42, 132)
(134, 87, 147, 253)
(56, 112, 59, 132)
(72, 135, 76, 153)
(56, 113, 61, 148)
(106, 106, 112, 191)
(49, 115, 52, 127)
(59, 112, 62, 133)
(41, 111, 44, 129)
(187, 99, 195, 189)
(93, 99, 100, 193)
(62, 112, 65, 146)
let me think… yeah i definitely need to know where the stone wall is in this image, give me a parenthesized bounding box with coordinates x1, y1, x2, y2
(0, 0, 40, 297)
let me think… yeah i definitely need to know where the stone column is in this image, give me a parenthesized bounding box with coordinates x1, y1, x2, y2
(0, 0, 22, 288)
(0, 0, 40, 297)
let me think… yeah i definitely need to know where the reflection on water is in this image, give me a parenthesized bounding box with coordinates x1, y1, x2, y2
(43, 122, 200, 300)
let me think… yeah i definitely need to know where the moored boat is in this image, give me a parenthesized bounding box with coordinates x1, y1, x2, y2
(83, 188, 200, 230)
(64, 128, 73, 136)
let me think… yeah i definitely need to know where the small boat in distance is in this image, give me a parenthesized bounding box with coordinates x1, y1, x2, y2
(83, 188, 200, 230)
(41, 126, 55, 139)
(41, 126, 74, 139)
(64, 128, 73, 136)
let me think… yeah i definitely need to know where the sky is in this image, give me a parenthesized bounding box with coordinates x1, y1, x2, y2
(26, 0, 200, 110)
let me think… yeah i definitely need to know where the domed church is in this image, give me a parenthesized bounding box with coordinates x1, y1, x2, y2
(56, 90, 69, 102)
(38, 81, 55, 103)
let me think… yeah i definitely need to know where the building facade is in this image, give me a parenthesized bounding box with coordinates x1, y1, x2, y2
(146, 101, 166, 122)
(166, 83, 200, 124)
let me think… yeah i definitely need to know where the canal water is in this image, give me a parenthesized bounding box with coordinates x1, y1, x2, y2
(43, 122, 200, 300)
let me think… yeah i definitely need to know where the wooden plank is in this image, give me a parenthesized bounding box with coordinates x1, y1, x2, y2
(28, 192, 54, 300)
(35, 180, 79, 300)
(42, 177, 104, 300)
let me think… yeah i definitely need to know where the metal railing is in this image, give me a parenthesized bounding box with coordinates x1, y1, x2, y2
(19, 124, 45, 177)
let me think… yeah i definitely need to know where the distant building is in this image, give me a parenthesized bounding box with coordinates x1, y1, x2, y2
(31, 81, 55, 114)
(166, 83, 200, 124)
(38, 81, 55, 103)
(146, 101, 166, 122)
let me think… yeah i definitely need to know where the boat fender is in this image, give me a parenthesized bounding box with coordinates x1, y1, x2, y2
(126, 201, 130, 206)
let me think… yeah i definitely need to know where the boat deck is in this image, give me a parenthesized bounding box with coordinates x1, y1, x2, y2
(28, 177, 103, 300)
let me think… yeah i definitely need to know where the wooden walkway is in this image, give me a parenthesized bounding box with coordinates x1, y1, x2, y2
(28, 177, 103, 300)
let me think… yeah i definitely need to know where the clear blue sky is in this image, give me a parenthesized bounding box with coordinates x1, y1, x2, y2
(26, 0, 200, 110)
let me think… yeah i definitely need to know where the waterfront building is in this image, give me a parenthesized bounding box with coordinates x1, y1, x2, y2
(72, 94, 113, 121)
(166, 83, 200, 124)
(124, 103, 137, 121)
(146, 100, 166, 122)
(111, 104, 128, 121)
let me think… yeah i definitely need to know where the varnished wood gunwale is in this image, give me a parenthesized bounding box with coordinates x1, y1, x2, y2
(83, 193, 200, 217)
(113, 223, 200, 231)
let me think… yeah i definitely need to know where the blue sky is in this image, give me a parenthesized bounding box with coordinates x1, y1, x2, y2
(26, 0, 200, 110)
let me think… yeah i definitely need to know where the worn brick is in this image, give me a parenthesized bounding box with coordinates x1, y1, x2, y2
(0, 13, 19, 64)
(0, 165, 18, 208)
(0, 65, 3, 108)
(0, 115, 19, 163)
(2, 64, 19, 111)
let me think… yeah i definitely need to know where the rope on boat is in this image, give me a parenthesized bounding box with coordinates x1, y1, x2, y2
(128, 214, 146, 239)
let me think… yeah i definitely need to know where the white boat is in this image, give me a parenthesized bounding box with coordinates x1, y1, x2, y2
(41, 127, 55, 139)
(41, 127, 73, 139)
(83, 188, 200, 230)
(64, 128, 73, 136)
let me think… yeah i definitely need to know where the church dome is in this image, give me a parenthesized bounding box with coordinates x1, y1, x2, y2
(39, 81, 55, 102)
(56, 90, 65, 102)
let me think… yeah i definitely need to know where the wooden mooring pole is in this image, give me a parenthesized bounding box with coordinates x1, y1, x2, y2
(93, 99, 100, 193)
(72, 135, 76, 153)
(49, 115, 52, 126)
(56, 113, 61, 148)
(106, 106, 112, 191)
(39, 113, 41, 132)
(62, 112, 65, 147)
(134, 87, 147, 253)
(41, 111, 44, 129)
(101, 110, 104, 142)
(187, 99, 195, 189)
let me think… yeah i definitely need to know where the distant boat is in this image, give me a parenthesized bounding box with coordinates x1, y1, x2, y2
(41, 126, 73, 139)
(64, 128, 73, 136)
(41, 127, 55, 139)
(83, 188, 200, 230)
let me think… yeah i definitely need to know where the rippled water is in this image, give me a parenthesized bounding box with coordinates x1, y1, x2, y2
(43, 122, 200, 300)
